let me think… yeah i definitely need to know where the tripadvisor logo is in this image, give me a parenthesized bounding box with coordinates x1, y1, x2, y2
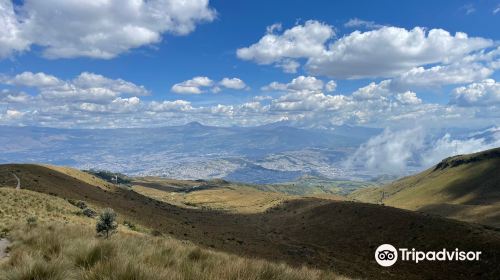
(375, 244, 398, 267)
(374, 244, 482, 267)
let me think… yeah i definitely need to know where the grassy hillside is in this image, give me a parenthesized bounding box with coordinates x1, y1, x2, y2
(130, 176, 294, 213)
(349, 147, 500, 227)
(0, 187, 93, 230)
(1, 163, 500, 279)
(0, 188, 340, 280)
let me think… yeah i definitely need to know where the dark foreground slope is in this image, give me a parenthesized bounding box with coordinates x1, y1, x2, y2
(1, 164, 500, 279)
(350, 147, 500, 227)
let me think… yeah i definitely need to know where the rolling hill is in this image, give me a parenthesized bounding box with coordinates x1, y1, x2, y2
(349, 147, 500, 228)
(1, 163, 500, 279)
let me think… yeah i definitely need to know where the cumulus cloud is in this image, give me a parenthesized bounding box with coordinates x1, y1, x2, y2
(73, 72, 149, 95)
(395, 91, 422, 105)
(171, 76, 214, 94)
(325, 80, 337, 92)
(451, 79, 500, 106)
(391, 47, 500, 89)
(1, 71, 149, 104)
(150, 100, 193, 112)
(172, 76, 249, 94)
(271, 91, 349, 111)
(0, 0, 215, 59)
(352, 80, 392, 100)
(392, 63, 493, 89)
(0, 0, 30, 58)
(236, 20, 335, 72)
(262, 76, 324, 92)
(5, 72, 62, 87)
(1, 70, 499, 131)
(308, 27, 492, 78)
(219, 77, 248, 90)
(239, 22, 493, 79)
(0, 90, 31, 103)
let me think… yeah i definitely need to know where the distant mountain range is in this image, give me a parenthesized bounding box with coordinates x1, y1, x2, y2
(0, 122, 381, 183)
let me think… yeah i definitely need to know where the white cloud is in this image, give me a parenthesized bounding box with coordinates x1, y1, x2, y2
(395, 91, 422, 105)
(392, 63, 493, 89)
(271, 91, 349, 111)
(172, 76, 249, 94)
(239, 22, 493, 79)
(253, 95, 273, 101)
(0, 0, 30, 59)
(344, 18, 384, 29)
(237, 20, 335, 72)
(1, 70, 499, 131)
(4, 109, 24, 119)
(352, 80, 392, 100)
(0, 0, 215, 59)
(308, 27, 492, 78)
(261, 81, 288, 91)
(1, 71, 149, 104)
(219, 77, 248, 90)
(287, 76, 324, 91)
(73, 72, 149, 95)
(150, 100, 193, 112)
(347, 126, 500, 175)
(347, 128, 425, 174)
(451, 79, 500, 106)
(421, 130, 500, 166)
(325, 80, 337, 92)
(262, 76, 324, 92)
(6, 72, 62, 87)
(276, 59, 300, 73)
(171, 76, 213, 94)
(266, 23, 282, 34)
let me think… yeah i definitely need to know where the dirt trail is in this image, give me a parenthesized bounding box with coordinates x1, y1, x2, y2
(12, 173, 20, 189)
(0, 239, 10, 260)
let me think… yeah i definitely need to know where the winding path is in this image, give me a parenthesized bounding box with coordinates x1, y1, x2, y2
(12, 173, 20, 189)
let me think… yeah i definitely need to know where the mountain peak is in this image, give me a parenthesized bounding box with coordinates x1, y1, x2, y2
(185, 121, 205, 127)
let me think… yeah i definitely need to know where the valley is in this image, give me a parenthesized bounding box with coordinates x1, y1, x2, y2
(1, 151, 500, 279)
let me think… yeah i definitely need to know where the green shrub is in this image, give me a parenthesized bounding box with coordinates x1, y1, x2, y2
(82, 208, 97, 218)
(96, 208, 117, 238)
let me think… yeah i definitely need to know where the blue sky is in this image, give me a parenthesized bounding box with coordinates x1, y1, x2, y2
(0, 0, 499, 129)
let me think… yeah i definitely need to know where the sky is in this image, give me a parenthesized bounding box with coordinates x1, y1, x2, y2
(0, 0, 499, 130)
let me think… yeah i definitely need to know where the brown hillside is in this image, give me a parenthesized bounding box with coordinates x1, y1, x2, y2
(1, 164, 500, 279)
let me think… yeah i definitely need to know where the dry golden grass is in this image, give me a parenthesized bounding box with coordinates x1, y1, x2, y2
(0, 188, 346, 280)
(40, 164, 115, 191)
(0, 188, 92, 230)
(0, 224, 345, 280)
(133, 184, 292, 213)
(184, 186, 290, 213)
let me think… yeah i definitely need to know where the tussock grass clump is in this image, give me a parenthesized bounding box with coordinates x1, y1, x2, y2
(0, 224, 347, 280)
